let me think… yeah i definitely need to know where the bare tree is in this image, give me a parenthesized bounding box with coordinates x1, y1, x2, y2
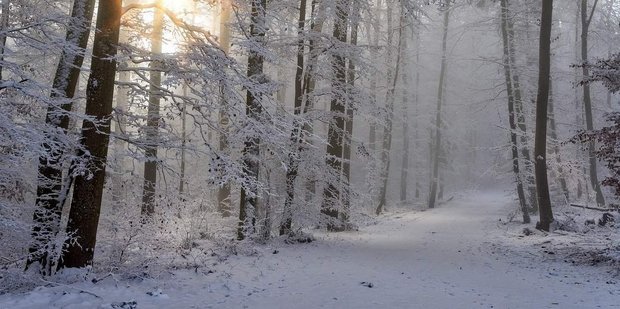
(534, 0, 554, 231)
(322, 0, 350, 229)
(27, 0, 96, 274)
(428, 5, 450, 209)
(500, 0, 529, 224)
(238, 0, 268, 240)
(580, 0, 605, 206)
(59, 0, 123, 268)
(141, 0, 165, 218)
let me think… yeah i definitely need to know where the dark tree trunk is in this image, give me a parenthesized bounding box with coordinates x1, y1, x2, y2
(280, 0, 308, 236)
(238, 0, 267, 240)
(27, 0, 96, 274)
(501, 0, 530, 224)
(428, 7, 450, 209)
(0, 0, 9, 79)
(59, 0, 122, 269)
(534, 0, 554, 231)
(341, 2, 359, 223)
(581, 0, 605, 206)
(322, 0, 349, 230)
(141, 2, 164, 218)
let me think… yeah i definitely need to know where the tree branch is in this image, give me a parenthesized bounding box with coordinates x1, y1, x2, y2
(587, 0, 599, 28)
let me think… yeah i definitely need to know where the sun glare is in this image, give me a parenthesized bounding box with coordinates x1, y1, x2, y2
(138, 0, 217, 53)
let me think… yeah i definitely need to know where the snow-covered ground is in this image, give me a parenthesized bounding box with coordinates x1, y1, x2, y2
(1, 191, 619, 308)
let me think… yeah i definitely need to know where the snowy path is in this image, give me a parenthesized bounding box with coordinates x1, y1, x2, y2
(2, 191, 619, 308)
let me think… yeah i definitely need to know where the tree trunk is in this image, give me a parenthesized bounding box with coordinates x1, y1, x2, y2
(300, 0, 324, 203)
(280, 0, 308, 236)
(238, 0, 267, 240)
(141, 1, 164, 218)
(27, 0, 96, 274)
(399, 35, 410, 203)
(375, 0, 398, 215)
(501, 0, 530, 224)
(534, 0, 554, 231)
(112, 29, 130, 204)
(413, 18, 421, 200)
(574, 3, 584, 199)
(428, 7, 450, 210)
(368, 0, 381, 154)
(217, 0, 232, 216)
(59, 0, 122, 269)
(341, 1, 359, 223)
(581, 0, 605, 206)
(0, 0, 9, 79)
(505, 5, 537, 213)
(322, 0, 349, 229)
(179, 84, 188, 196)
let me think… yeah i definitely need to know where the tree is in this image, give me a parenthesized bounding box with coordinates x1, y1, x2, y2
(500, 0, 530, 224)
(217, 0, 233, 217)
(322, 0, 350, 229)
(238, 0, 268, 240)
(280, 0, 309, 236)
(0, 0, 9, 79)
(534, 0, 554, 231)
(572, 53, 620, 198)
(141, 0, 165, 218)
(428, 5, 450, 209)
(376, 0, 404, 215)
(580, 0, 605, 206)
(506, 1, 538, 213)
(27, 0, 96, 274)
(59, 0, 122, 268)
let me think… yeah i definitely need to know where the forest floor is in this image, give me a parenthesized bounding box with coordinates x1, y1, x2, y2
(1, 190, 620, 308)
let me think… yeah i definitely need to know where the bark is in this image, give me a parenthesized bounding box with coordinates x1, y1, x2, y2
(0, 0, 9, 79)
(217, 0, 232, 216)
(501, 0, 530, 224)
(59, 0, 122, 268)
(280, 0, 308, 236)
(238, 0, 267, 240)
(505, 4, 537, 213)
(300, 0, 324, 202)
(368, 0, 381, 153)
(341, 2, 359, 223)
(27, 0, 96, 274)
(581, 0, 605, 206)
(112, 30, 130, 204)
(141, 1, 164, 218)
(574, 3, 584, 199)
(413, 19, 421, 199)
(534, 0, 554, 231)
(375, 1, 404, 215)
(399, 31, 410, 203)
(179, 85, 187, 195)
(322, 0, 349, 229)
(428, 7, 450, 210)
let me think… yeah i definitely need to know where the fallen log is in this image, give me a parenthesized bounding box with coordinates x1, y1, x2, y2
(569, 203, 618, 212)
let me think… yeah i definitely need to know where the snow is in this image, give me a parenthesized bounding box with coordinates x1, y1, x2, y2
(2, 191, 619, 308)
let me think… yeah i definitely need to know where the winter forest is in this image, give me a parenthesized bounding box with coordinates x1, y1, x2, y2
(1, 0, 620, 307)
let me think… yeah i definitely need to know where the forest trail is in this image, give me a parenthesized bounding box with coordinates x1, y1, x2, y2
(2, 191, 619, 308)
